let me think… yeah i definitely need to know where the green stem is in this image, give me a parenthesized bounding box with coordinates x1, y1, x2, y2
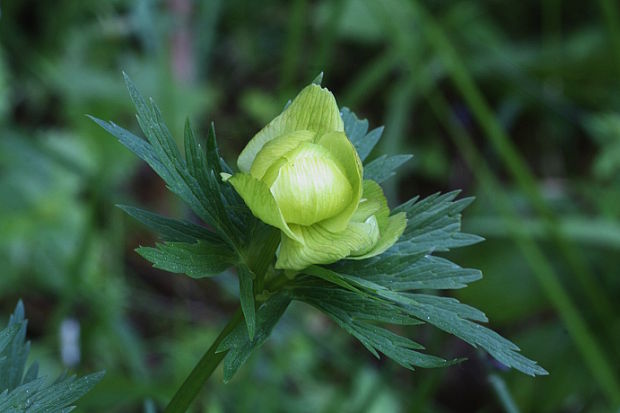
(164, 308, 243, 413)
(164, 225, 280, 411)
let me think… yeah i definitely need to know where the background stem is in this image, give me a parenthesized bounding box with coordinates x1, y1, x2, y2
(488, 374, 520, 413)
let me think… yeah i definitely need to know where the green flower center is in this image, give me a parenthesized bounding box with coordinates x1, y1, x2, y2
(263, 142, 353, 226)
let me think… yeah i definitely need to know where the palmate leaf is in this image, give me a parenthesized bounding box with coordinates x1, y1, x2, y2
(89, 73, 253, 250)
(299, 188, 547, 376)
(136, 240, 236, 278)
(0, 301, 104, 412)
(118, 205, 223, 244)
(284, 108, 546, 377)
(340, 107, 384, 162)
(392, 191, 485, 253)
(341, 107, 412, 184)
(92, 74, 259, 337)
(364, 154, 413, 184)
(346, 253, 483, 290)
(292, 279, 454, 370)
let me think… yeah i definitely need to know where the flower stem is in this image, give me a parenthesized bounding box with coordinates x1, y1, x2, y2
(163, 307, 243, 413)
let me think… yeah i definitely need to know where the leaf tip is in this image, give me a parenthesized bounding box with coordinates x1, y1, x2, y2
(12, 299, 26, 322)
(312, 72, 324, 85)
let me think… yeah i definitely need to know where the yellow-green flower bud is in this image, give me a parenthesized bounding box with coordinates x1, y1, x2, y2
(223, 84, 406, 270)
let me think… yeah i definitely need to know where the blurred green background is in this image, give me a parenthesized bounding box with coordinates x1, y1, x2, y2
(1, 0, 620, 412)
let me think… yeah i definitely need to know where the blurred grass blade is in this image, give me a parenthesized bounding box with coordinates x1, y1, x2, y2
(426, 89, 620, 407)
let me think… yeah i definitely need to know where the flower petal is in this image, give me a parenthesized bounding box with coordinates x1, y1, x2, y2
(316, 131, 364, 232)
(224, 172, 303, 244)
(269, 143, 353, 226)
(351, 180, 389, 224)
(249, 130, 315, 180)
(348, 180, 407, 260)
(276, 219, 379, 270)
(349, 212, 406, 259)
(237, 84, 344, 173)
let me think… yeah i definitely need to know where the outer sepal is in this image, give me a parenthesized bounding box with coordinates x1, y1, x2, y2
(222, 172, 303, 244)
(348, 180, 407, 260)
(237, 84, 344, 173)
(276, 220, 379, 270)
(274, 179, 405, 270)
(316, 131, 364, 232)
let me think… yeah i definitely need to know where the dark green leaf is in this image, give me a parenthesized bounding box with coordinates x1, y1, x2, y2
(14, 371, 106, 412)
(334, 254, 482, 290)
(118, 205, 222, 244)
(379, 290, 547, 376)
(294, 283, 453, 369)
(303, 265, 364, 295)
(22, 362, 38, 384)
(93, 74, 251, 250)
(0, 302, 104, 412)
(137, 240, 235, 278)
(306, 187, 545, 376)
(237, 265, 257, 341)
(293, 279, 419, 326)
(216, 292, 291, 382)
(86, 116, 169, 181)
(340, 107, 383, 161)
(392, 191, 484, 255)
(0, 325, 18, 355)
(0, 302, 28, 393)
(364, 154, 413, 183)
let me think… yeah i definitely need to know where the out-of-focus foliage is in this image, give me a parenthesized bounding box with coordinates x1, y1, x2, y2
(1, 0, 619, 412)
(0, 301, 104, 412)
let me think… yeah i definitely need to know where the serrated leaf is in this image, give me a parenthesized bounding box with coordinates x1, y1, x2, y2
(237, 265, 257, 341)
(0, 377, 45, 411)
(334, 254, 482, 290)
(183, 119, 251, 238)
(23, 371, 105, 412)
(340, 107, 383, 161)
(86, 116, 169, 180)
(391, 191, 484, 255)
(137, 240, 235, 278)
(92, 74, 250, 250)
(22, 362, 38, 385)
(118, 205, 223, 243)
(216, 292, 291, 382)
(292, 279, 419, 326)
(303, 265, 364, 295)
(0, 302, 29, 393)
(0, 302, 104, 412)
(0, 325, 19, 355)
(379, 290, 547, 376)
(301, 186, 545, 376)
(295, 287, 453, 369)
(364, 154, 413, 184)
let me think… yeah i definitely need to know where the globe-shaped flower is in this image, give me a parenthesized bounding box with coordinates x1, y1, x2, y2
(223, 83, 406, 270)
